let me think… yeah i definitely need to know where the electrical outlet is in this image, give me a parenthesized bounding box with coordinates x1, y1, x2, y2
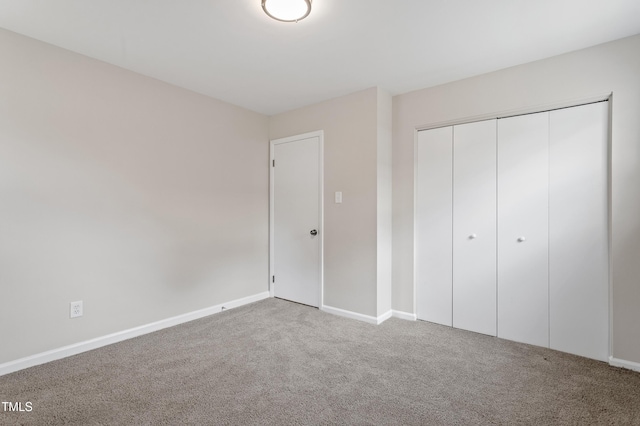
(70, 301, 83, 318)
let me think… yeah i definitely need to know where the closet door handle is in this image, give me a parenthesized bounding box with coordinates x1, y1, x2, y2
(517, 236, 526, 243)
(469, 234, 477, 240)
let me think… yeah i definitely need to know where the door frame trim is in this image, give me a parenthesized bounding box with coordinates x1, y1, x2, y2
(269, 130, 324, 307)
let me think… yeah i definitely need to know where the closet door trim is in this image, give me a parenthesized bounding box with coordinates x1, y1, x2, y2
(414, 93, 611, 133)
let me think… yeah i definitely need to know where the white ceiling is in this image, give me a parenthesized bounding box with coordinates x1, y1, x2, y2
(1, 0, 639, 115)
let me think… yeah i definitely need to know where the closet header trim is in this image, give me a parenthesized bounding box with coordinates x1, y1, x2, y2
(415, 93, 611, 132)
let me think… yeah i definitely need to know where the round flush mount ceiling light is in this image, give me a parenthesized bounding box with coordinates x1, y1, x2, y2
(262, 0, 312, 22)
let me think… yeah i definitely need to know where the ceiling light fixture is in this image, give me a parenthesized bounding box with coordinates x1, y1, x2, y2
(262, 0, 312, 23)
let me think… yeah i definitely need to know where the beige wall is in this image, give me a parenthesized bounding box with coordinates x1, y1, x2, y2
(270, 88, 393, 318)
(392, 34, 640, 363)
(0, 29, 269, 364)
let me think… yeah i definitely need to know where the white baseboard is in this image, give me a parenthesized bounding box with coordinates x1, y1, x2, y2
(321, 305, 392, 325)
(609, 356, 640, 373)
(378, 309, 393, 324)
(392, 310, 417, 321)
(0, 291, 270, 377)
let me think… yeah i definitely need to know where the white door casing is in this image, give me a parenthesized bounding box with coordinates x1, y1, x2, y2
(270, 131, 323, 307)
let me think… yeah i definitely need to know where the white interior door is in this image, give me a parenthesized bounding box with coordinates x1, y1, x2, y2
(549, 102, 609, 361)
(272, 134, 321, 307)
(452, 120, 497, 336)
(416, 127, 453, 326)
(497, 112, 549, 347)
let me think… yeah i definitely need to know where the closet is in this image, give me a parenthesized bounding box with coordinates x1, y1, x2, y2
(415, 101, 609, 361)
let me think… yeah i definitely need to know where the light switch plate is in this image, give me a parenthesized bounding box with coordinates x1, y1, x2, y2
(335, 191, 342, 204)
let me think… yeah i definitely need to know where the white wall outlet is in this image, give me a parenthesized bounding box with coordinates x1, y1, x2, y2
(335, 191, 343, 204)
(70, 301, 83, 318)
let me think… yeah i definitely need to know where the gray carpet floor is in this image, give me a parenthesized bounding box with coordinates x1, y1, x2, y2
(1, 298, 639, 425)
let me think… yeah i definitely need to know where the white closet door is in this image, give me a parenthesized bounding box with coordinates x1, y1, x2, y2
(416, 127, 453, 326)
(497, 112, 549, 347)
(549, 102, 609, 361)
(452, 120, 497, 336)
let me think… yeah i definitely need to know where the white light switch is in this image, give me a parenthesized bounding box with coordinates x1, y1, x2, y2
(335, 191, 343, 204)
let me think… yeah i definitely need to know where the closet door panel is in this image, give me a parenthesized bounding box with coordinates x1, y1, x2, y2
(549, 102, 609, 361)
(416, 127, 453, 326)
(497, 112, 549, 347)
(452, 120, 497, 336)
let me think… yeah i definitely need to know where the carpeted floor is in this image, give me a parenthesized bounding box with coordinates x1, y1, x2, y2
(1, 298, 639, 425)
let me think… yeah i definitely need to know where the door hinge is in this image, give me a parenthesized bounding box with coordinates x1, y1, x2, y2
(272, 275, 275, 283)
(272, 159, 275, 167)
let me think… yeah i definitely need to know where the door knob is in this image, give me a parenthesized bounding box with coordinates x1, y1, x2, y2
(517, 236, 526, 242)
(310, 229, 318, 236)
(469, 233, 477, 240)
